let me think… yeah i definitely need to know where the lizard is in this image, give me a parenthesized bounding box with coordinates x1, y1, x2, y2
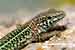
(0, 9, 66, 50)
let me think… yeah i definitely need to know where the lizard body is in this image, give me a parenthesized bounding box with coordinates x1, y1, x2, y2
(0, 9, 65, 50)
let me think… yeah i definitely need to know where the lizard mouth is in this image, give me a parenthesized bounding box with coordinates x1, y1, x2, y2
(51, 11, 65, 23)
(53, 13, 65, 21)
(46, 10, 66, 28)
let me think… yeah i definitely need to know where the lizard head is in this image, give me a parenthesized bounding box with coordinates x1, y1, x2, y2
(47, 9, 65, 24)
(32, 9, 66, 42)
(37, 9, 66, 32)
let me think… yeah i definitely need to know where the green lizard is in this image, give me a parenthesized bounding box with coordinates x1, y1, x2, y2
(0, 9, 65, 50)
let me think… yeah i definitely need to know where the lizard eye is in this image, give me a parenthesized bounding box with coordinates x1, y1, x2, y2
(48, 16, 51, 19)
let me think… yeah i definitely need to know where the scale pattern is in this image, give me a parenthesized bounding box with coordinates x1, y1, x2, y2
(0, 9, 65, 50)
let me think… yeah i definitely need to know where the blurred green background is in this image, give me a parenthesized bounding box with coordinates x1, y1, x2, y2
(0, 0, 74, 27)
(0, 0, 74, 15)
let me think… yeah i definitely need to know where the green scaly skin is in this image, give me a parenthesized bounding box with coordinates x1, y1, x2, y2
(0, 9, 65, 50)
